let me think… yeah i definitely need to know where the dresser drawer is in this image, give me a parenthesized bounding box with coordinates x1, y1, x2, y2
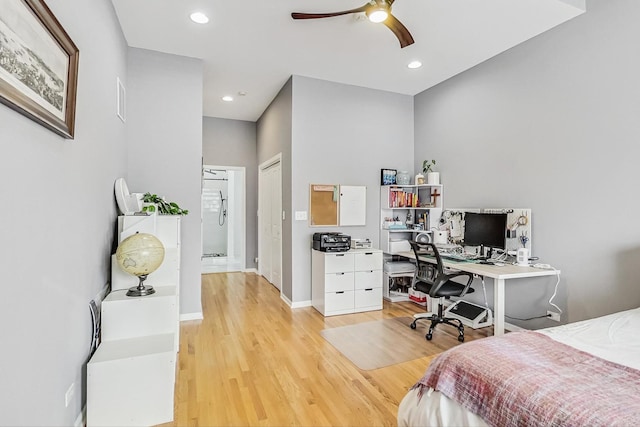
(325, 272, 354, 293)
(325, 290, 354, 314)
(354, 251, 382, 271)
(324, 253, 354, 273)
(354, 288, 383, 311)
(354, 270, 382, 290)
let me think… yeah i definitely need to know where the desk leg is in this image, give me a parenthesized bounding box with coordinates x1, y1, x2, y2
(493, 278, 505, 336)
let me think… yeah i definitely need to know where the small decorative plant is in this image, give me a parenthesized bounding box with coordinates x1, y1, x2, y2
(422, 160, 436, 174)
(142, 193, 189, 215)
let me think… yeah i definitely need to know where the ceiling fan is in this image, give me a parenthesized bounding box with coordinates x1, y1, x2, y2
(291, 0, 415, 48)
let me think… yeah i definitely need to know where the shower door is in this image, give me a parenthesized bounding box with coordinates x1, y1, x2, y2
(202, 170, 228, 258)
(201, 165, 246, 273)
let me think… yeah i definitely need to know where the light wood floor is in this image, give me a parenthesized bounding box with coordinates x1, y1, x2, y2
(161, 272, 491, 426)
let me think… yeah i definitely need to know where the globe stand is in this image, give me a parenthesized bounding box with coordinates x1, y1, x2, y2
(127, 274, 156, 297)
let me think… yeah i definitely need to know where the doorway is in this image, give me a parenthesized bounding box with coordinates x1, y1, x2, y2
(258, 154, 282, 291)
(201, 165, 246, 273)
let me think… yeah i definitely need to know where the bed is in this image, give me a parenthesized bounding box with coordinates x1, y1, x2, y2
(398, 307, 640, 427)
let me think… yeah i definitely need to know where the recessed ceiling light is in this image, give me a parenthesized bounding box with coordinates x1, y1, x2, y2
(222, 96, 233, 102)
(189, 12, 209, 24)
(408, 60, 423, 69)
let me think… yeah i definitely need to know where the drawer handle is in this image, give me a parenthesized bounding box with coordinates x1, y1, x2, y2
(336, 272, 345, 276)
(336, 254, 345, 257)
(364, 252, 373, 255)
(365, 288, 373, 291)
(336, 291, 345, 294)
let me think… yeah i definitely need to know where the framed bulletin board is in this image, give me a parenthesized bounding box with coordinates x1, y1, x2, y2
(310, 184, 338, 226)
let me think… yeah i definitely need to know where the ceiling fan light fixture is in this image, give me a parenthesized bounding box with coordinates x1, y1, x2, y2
(367, 9, 388, 23)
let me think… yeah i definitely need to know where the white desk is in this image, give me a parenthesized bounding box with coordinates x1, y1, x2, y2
(396, 251, 561, 336)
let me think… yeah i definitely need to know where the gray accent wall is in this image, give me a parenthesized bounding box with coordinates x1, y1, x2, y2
(127, 48, 204, 318)
(257, 76, 414, 304)
(414, 0, 640, 326)
(257, 78, 293, 299)
(290, 76, 414, 303)
(0, 0, 127, 424)
(203, 117, 258, 269)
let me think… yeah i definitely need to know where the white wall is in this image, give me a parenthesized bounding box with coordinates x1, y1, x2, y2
(0, 0, 128, 424)
(414, 0, 640, 325)
(126, 48, 204, 318)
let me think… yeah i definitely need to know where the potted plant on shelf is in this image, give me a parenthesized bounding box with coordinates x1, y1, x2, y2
(141, 193, 189, 215)
(423, 160, 439, 185)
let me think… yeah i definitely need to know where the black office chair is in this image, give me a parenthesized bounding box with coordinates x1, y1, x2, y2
(409, 241, 475, 342)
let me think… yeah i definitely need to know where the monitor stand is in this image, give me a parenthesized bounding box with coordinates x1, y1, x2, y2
(476, 245, 493, 260)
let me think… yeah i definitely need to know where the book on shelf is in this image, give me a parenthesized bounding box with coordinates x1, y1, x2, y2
(388, 190, 419, 208)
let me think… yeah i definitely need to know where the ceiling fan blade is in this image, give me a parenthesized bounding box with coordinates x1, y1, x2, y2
(383, 14, 415, 48)
(291, 5, 368, 20)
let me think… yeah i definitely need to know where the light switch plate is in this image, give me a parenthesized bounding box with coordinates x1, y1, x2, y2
(295, 211, 307, 221)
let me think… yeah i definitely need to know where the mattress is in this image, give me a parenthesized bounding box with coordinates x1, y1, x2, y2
(398, 307, 640, 427)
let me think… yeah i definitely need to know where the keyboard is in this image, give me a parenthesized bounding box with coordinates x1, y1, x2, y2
(440, 253, 476, 262)
(420, 252, 476, 262)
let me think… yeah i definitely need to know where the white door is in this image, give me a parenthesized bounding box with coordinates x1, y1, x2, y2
(269, 164, 282, 290)
(259, 167, 273, 283)
(258, 156, 282, 291)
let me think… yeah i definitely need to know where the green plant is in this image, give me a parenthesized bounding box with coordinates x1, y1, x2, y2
(422, 159, 437, 173)
(142, 193, 189, 215)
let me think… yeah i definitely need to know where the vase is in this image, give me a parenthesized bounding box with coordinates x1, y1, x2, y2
(426, 172, 440, 185)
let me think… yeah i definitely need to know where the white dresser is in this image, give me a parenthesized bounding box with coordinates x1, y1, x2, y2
(311, 248, 383, 316)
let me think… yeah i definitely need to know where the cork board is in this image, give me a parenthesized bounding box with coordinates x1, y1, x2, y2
(310, 184, 338, 226)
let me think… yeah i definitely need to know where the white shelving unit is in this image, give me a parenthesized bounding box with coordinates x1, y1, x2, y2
(87, 214, 181, 427)
(379, 184, 442, 304)
(379, 184, 443, 254)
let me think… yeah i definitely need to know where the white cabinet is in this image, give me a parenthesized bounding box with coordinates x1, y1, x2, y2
(87, 334, 175, 427)
(101, 285, 178, 344)
(379, 184, 443, 254)
(312, 249, 383, 316)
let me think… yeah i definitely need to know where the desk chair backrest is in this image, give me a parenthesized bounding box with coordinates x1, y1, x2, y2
(409, 241, 474, 299)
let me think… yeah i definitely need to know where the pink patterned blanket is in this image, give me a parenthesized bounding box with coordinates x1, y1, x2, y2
(413, 331, 640, 427)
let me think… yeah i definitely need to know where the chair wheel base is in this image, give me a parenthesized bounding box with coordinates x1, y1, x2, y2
(410, 321, 417, 329)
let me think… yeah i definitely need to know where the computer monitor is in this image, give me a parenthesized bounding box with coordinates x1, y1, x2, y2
(463, 212, 508, 253)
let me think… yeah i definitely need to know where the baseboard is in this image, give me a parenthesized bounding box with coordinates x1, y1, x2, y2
(74, 405, 85, 427)
(504, 322, 525, 332)
(280, 293, 312, 309)
(280, 293, 293, 307)
(244, 268, 258, 274)
(291, 300, 312, 308)
(180, 312, 204, 321)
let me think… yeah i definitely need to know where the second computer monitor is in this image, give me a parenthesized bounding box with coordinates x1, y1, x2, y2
(463, 212, 508, 250)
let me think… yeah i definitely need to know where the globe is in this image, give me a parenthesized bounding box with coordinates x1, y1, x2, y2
(116, 232, 165, 296)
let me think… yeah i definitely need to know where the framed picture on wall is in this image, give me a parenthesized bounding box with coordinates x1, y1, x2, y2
(0, 0, 79, 138)
(381, 169, 397, 185)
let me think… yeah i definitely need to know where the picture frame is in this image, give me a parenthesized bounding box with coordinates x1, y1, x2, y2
(0, 0, 79, 138)
(381, 168, 397, 185)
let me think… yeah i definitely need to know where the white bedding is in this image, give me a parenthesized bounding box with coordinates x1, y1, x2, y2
(398, 307, 640, 427)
